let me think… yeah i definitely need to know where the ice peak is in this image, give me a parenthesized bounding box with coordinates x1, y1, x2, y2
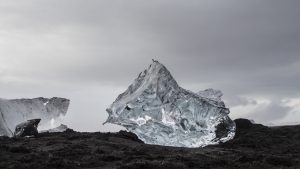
(147, 59, 169, 74)
(142, 60, 178, 87)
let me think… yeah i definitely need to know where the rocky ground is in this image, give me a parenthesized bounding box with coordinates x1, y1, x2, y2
(0, 119, 300, 169)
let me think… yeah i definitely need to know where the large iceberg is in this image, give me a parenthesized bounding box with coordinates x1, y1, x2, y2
(105, 60, 235, 147)
(0, 97, 69, 137)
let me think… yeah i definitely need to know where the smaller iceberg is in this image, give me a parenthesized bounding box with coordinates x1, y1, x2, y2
(0, 97, 70, 137)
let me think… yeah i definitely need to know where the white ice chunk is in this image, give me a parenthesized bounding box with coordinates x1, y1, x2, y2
(0, 97, 69, 137)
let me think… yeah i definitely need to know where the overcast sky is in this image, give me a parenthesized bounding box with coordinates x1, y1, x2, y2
(0, 0, 300, 131)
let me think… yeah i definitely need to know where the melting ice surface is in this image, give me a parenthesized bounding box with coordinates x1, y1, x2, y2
(105, 60, 235, 148)
(0, 97, 69, 137)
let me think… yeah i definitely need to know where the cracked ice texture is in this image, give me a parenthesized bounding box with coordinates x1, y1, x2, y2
(105, 60, 235, 147)
(0, 97, 69, 137)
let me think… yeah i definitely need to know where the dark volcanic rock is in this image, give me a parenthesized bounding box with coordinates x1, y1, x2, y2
(13, 119, 41, 138)
(234, 118, 253, 129)
(0, 119, 299, 169)
(118, 130, 144, 143)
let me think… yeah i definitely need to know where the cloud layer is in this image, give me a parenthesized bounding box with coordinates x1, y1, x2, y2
(0, 0, 299, 131)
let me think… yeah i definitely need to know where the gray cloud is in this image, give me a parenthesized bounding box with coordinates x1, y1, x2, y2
(225, 96, 257, 108)
(247, 99, 294, 123)
(0, 0, 300, 130)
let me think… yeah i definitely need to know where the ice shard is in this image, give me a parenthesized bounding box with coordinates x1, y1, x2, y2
(105, 60, 235, 147)
(0, 97, 69, 137)
(40, 124, 68, 133)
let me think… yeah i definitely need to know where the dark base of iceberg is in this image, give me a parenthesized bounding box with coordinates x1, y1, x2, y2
(13, 119, 41, 138)
(1, 119, 299, 169)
